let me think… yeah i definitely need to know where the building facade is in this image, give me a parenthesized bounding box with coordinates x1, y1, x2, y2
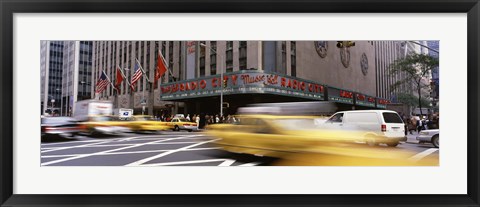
(427, 41, 439, 108)
(60, 41, 94, 116)
(373, 41, 413, 101)
(40, 41, 94, 116)
(93, 41, 404, 116)
(41, 41, 64, 115)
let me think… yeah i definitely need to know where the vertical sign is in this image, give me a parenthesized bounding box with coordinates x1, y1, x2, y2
(186, 41, 196, 79)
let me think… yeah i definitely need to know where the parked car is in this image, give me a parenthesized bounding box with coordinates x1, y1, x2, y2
(323, 110, 407, 147)
(417, 129, 439, 148)
(165, 117, 198, 131)
(41, 116, 82, 140)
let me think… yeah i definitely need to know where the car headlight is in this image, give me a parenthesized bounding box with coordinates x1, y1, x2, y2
(420, 131, 429, 135)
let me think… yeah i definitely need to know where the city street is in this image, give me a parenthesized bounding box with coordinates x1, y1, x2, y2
(41, 131, 439, 166)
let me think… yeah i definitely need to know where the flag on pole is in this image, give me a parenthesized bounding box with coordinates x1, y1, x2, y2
(154, 51, 168, 84)
(130, 61, 143, 91)
(115, 66, 125, 90)
(95, 71, 110, 93)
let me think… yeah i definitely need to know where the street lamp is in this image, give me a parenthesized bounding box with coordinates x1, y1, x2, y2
(200, 43, 224, 117)
(50, 99, 55, 115)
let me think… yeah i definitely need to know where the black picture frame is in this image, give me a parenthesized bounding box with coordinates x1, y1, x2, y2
(1, 0, 479, 206)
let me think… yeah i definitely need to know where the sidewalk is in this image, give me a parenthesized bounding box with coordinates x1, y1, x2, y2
(405, 131, 420, 144)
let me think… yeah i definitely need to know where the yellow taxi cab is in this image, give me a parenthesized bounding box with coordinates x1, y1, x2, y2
(205, 114, 363, 156)
(128, 115, 170, 133)
(166, 117, 198, 132)
(205, 114, 437, 166)
(80, 115, 130, 135)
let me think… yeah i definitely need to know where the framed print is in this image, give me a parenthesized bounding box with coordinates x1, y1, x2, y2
(1, 0, 479, 206)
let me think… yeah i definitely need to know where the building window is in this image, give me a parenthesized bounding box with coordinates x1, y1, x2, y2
(226, 41, 233, 72)
(210, 41, 217, 75)
(199, 41, 206, 77)
(239, 41, 247, 70)
(291, 41, 296, 77)
(281, 41, 287, 74)
(168, 41, 174, 81)
(199, 57, 205, 77)
(178, 42, 182, 80)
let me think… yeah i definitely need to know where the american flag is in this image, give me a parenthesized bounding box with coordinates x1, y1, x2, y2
(95, 71, 110, 93)
(130, 61, 143, 90)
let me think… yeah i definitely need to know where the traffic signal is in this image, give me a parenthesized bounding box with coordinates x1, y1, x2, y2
(336, 41, 356, 48)
(336, 41, 344, 48)
(346, 41, 355, 47)
(223, 79, 227, 88)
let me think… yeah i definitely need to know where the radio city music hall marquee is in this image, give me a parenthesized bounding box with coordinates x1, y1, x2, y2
(159, 71, 326, 101)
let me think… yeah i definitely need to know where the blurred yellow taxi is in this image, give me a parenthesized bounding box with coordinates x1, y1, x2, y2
(206, 114, 366, 157)
(205, 114, 437, 166)
(80, 115, 130, 135)
(129, 115, 170, 133)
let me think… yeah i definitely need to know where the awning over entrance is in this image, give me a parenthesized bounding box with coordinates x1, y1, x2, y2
(159, 70, 391, 110)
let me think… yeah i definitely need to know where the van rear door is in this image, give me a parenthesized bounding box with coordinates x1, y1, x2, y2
(382, 112, 405, 137)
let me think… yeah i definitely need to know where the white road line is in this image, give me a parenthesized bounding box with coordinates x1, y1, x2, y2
(149, 141, 198, 144)
(41, 149, 173, 158)
(125, 138, 219, 166)
(238, 162, 261, 166)
(140, 159, 229, 166)
(41, 144, 135, 149)
(41, 139, 106, 146)
(41, 146, 221, 159)
(41, 135, 200, 166)
(117, 135, 178, 142)
(218, 159, 236, 166)
(41, 154, 77, 158)
(41, 140, 118, 153)
(408, 148, 439, 162)
(41, 142, 198, 150)
(184, 147, 221, 151)
(40, 135, 194, 153)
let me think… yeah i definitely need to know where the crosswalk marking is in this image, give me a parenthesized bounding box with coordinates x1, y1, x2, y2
(41, 135, 201, 166)
(219, 159, 236, 166)
(408, 148, 439, 162)
(238, 162, 261, 166)
(138, 159, 229, 166)
(125, 138, 219, 166)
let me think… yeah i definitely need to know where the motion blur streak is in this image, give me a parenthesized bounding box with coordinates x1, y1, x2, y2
(204, 102, 438, 166)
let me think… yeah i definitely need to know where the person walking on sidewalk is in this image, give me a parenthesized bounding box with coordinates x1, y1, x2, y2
(417, 118, 423, 133)
(408, 117, 416, 135)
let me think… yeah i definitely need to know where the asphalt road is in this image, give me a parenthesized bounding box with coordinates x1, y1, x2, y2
(41, 132, 439, 166)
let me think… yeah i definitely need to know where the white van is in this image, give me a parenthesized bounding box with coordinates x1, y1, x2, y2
(324, 110, 407, 147)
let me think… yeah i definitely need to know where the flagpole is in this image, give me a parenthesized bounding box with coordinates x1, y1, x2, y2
(159, 51, 175, 81)
(136, 58, 150, 83)
(104, 70, 116, 90)
(118, 65, 131, 87)
(119, 65, 134, 92)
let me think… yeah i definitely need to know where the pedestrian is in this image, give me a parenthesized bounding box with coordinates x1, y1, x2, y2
(199, 113, 206, 129)
(195, 114, 200, 129)
(186, 114, 191, 122)
(417, 118, 423, 133)
(215, 115, 220, 123)
(408, 117, 415, 134)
